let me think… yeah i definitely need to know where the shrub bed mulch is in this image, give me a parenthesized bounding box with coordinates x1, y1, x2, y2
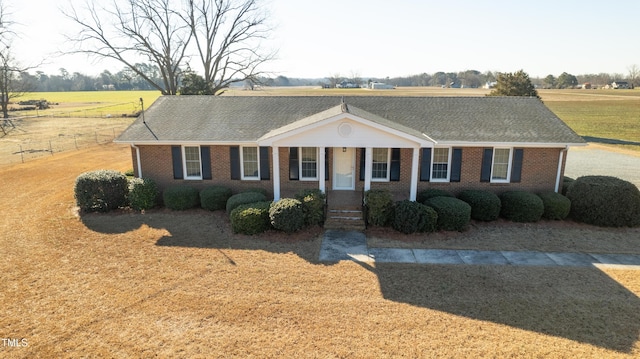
(366, 218, 640, 254)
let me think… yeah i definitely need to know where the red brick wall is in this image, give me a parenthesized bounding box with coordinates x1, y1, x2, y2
(417, 147, 564, 195)
(133, 145, 565, 199)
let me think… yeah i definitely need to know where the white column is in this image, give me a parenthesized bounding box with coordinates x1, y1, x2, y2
(272, 146, 280, 201)
(364, 147, 373, 191)
(410, 147, 420, 201)
(318, 147, 326, 193)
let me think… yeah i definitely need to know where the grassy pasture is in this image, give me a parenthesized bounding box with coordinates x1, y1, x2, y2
(14, 90, 162, 118)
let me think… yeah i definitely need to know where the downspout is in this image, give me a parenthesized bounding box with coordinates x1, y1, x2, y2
(554, 147, 567, 193)
(131, 144, 142, 178)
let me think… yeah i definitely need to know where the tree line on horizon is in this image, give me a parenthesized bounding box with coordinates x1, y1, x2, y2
(14, 66, 638, 93)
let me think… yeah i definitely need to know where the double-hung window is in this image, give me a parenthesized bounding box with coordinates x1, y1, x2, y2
(241, 146, 260, 180)
(300, 147, 318, 180)
(183, 146, 202, 180)
(491, 148, 511, 182)
(371, 148, 390, 181)
(431, 148, 450, 181)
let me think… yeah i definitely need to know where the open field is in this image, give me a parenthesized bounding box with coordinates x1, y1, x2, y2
(13, 91, 161, 118)
(1, 143, 639, 357)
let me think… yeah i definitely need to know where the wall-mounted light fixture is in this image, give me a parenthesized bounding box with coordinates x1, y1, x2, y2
(342, 147, 347, 152)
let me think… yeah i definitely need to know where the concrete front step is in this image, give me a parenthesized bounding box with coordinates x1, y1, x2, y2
(324, 209, 365, 231)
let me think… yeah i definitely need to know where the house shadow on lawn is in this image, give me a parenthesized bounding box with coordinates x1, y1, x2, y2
(360, 261, 640, 353)
(79, 209, 325, 264)
(80, 209, 640, 352)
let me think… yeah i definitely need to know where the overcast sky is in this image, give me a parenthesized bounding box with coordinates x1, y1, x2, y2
(10, 0, 640, 79)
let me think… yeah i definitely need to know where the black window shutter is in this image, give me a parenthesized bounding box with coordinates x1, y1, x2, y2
(390, 148, 401, 181)
(201, 146, 212, 180)
(359, 148, 365, 181)
(480, 148, 493, 182)
(229, 146, 240, 180)
(420, 148, 432, 181)
(171, 146, 183, 179)
(289, 147, 299, 180)
(325, 149, 329, 181)
(450, 148, 462, 182)
(510, 148, 523, 183)
(259, 147, 270, 180)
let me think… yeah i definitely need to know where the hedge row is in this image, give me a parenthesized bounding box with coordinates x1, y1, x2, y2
(365, 181, 639, 233)
(76, 171, 639, 230)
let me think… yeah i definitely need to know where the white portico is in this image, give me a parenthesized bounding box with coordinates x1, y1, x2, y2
(257, 103, 433, 201)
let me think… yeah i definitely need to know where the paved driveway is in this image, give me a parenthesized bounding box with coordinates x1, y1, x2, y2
(565, 145, 640, 188)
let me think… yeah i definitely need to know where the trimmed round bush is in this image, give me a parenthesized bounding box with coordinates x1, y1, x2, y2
(226, 192, 268, 214)
(562, 176, 575, 196)
(230, 201, 272, 235)
(425, 196, 471, 231)
(127, 177, 159, 211)
(537, 192, 571, 220)
(457, 189, 501, 221)
(392, 200, 438, 234)
(75, 170, 128, 212)
(365, 189, 394, 226)
(163, 185, 200, 210)
(269, 198, 305, 233)
(200, 186, 232, 211)
(295, 189, 326, 226)
(566, 176, 640, 227)
(242, 188, 269, 197)
(417, 189, 454, 203)
(500, 191, 544, 223)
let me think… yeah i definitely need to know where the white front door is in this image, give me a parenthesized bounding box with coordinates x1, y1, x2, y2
(333, 147, 355, 190)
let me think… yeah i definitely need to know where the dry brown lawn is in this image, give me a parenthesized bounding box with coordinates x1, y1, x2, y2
(2, 143, 640, 358)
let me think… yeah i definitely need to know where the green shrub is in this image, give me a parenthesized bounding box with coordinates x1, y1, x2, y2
(392, 200, 438, 234)
(226, 192, 268, 214)
(74, 170, 128, 212)
(230, 201, 272, 235)
(562, 176, 575, 196)
(200, 186, 232, 211)
(127, 178, 159, 211)
(417, 189, 454, 203)
(425, 196, 471, 231)
(163, 185, 200, 210)
(124, 168, 135, 177)
(457, 189, 501, 221)
(295, 189, 326, 226)
(242, 187, 269, 197)
(365, 189, 394, 226)
(269, 198, 305, 233)
(566, 176, 640, 227)
(499, 191, 544, 223)
(537, 192, 571, 220)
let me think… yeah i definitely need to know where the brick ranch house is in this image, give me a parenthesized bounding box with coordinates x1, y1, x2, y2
(115, 96, 585, 202)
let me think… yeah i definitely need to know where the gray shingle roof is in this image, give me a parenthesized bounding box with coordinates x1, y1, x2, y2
(115, 96, 585, 145)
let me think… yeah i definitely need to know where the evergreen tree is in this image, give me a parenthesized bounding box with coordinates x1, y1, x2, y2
(488, 70, 539, 98)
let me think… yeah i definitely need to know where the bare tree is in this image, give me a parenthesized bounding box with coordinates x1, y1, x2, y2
(186, 0, 275, 94)
(0, 49, 36, 119)
(63, 0, 191, 95)
(628, 64, 640, 87)
(63, 0, 274, 95)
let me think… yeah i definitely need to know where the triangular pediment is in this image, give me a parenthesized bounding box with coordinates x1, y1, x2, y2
(258, 104, 434, 148)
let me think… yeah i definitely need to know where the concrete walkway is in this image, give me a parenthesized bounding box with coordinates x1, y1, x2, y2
(319, 230, 640, 269)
